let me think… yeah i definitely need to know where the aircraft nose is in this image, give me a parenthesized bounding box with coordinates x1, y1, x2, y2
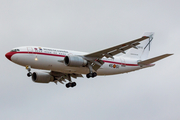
(5, 52, 12, 61)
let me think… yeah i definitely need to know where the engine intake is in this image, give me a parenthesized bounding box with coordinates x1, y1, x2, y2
(64, 56, 87, 67)
(32, 72, 54, 83)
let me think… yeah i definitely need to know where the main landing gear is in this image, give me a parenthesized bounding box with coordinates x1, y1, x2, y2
(66, 82, 76, 88)
(86, 63, 97, 78)
(65, 74, 77, 88)
(86, 72, 97, 78)
(26, 65, 32, 77)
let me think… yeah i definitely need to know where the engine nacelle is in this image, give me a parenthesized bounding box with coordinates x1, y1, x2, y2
(32, 72, 54, 83)
(64, 56, 87, 67)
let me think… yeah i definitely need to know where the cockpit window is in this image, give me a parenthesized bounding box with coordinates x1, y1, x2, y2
(10, 49, 20, 52)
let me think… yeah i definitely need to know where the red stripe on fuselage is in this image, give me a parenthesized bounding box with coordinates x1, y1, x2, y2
(8, 52, 139, 66)
(103, 60, 139, 66)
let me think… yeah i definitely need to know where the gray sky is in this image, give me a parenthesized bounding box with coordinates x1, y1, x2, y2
(0, 0, 180, 120)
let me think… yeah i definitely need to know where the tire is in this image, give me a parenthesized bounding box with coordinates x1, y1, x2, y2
(86, 74, 90, 78)
(66, 83, 70, 88)
(92, 72, 97, 77)
(27, 73, 32, 77)
(72, 82, 76, 87)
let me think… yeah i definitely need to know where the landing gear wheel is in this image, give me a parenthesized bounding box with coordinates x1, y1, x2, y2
(86, 74, 90, 78)
(26, 66, 32, 77)
(27, 72, 32, 77)
(71, 82, 76, 87)
(66, 83, 71, 88)
(66, 82, 77, 88)
(86, 72, 97, 78)
(92, 72, 97, 78)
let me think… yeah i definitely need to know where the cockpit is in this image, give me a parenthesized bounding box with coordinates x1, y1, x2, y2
(10, 49, 20, 52)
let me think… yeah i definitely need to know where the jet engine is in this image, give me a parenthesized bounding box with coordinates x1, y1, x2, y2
(32, 72, 54, 83)
(64, 56, 87, 67)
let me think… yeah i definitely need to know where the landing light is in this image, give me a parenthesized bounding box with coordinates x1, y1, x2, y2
(35, 57, 38, 61)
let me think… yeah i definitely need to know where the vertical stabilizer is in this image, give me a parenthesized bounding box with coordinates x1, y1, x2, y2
(123, 32, 154, 60)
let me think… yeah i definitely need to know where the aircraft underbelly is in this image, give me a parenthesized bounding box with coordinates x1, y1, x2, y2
(11, 53, 141, 75)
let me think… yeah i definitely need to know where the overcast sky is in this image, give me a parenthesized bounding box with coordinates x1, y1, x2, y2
(0, 0, 180, 120)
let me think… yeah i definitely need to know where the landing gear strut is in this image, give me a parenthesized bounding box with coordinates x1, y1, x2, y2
(86, 63, 97, 78)
(26, 65, 32, 77)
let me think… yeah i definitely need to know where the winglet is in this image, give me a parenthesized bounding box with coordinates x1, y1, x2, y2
(138, 54, 173, 66)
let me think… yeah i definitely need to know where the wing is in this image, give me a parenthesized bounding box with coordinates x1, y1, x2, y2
(84, 36, 149, 59)
(83, 33, 151, 71)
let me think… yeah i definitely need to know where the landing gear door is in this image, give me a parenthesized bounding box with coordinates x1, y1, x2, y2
(27, 47, 33, 54)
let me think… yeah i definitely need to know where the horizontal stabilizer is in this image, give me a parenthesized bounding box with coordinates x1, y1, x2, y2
(138, 54, 173, 66)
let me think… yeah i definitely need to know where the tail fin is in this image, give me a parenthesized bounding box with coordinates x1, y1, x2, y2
(123, 32, 154, 60)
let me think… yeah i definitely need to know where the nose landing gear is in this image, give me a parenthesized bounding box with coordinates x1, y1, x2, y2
(26, 65, 32, 77)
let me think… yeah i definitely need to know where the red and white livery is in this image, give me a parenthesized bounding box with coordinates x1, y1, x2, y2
(5, 32, 173, 88)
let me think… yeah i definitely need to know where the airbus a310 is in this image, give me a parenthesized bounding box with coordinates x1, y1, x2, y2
(5, 32, 173, 88)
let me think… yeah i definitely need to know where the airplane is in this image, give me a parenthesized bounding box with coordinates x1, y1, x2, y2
(5, 32, 173, 88)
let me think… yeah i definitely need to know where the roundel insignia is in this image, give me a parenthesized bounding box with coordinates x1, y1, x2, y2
(39, 47, 42, 50)
(113, 64, 116, 68)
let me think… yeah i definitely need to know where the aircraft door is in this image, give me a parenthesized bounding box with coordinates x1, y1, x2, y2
(120, 57, 126, 67)
(27, 47, 33, 54)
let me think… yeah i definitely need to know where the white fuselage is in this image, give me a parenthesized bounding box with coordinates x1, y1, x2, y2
(7, 46, 143, 75)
